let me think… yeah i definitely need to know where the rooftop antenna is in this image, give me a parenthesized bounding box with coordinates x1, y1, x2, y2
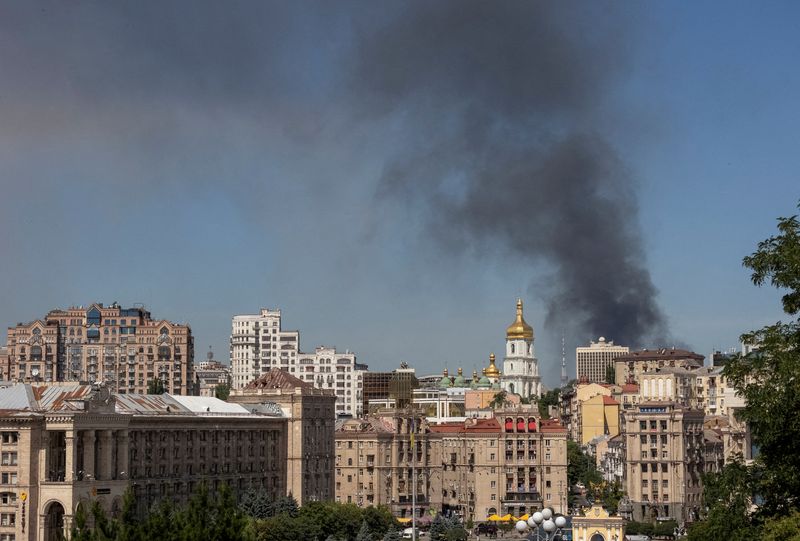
(560, 332, 568, 387)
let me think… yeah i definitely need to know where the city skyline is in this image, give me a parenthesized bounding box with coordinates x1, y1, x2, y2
(1, 2, 798, 386)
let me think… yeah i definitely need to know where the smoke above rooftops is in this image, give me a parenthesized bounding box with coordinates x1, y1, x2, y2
(348, 2, 670, 346)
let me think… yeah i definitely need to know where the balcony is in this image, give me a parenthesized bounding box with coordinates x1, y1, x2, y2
(501, 491, 542, 503)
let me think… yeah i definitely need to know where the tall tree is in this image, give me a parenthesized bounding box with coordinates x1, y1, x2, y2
(725, 205, 800, 518)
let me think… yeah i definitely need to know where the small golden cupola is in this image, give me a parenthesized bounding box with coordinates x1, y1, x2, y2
(485, 353, 501, 378)
(506, 299, 534, 341)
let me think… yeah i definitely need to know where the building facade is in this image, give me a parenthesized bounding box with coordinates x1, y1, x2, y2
(576, 337, 629, 384)
(229, 369, 337, 504)
(195, 348, 231, 397)
(613, 349, 704, 386)
(5, 303, 194, 395)
(500, 300, 541, 398)
(229, 309, 365, 416)
(0, 382, 293, 541)
(334, 407, 568, 522)
(621, 402, 705, 523)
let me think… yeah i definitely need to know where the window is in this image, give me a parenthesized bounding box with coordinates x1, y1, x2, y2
(0, 493, 16, 505)
(1, 433, 18, 445)
(491, 494, 496, 501)
(0, 454, 15, 466)
(641, 463, 648, 472)
(0, 513, 14, 526)
(0, 473, 16, 485)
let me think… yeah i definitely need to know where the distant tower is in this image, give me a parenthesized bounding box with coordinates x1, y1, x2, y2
(500, 299, 542, 397)
(560, 334, 568, 387)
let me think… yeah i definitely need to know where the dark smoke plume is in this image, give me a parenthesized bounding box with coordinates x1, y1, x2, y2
(350, 1, 669, 345)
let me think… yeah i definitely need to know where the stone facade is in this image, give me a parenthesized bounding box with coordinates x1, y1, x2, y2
(0, 377, 332, 541)
(229, 369, 337, 504)
(621, 402, 705, 523)
(5, 303, 194, 395)
(333, 407, 568, 522)
(613, 349, 704, 387)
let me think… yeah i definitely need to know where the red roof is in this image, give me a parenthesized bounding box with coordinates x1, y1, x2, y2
(621, 383, 639, 393)
(539, 419, 567, 433)
(429, 418, 501, 434)
(602, 396, 619, 406)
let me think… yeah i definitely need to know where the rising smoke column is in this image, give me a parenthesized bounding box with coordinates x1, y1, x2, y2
(349, 1, 669, 345)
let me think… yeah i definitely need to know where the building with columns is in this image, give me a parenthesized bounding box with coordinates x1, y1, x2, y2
(0, 380, 332, 541)
(500, 300, 541, 398)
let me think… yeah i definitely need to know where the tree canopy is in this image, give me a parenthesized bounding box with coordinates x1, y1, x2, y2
(690, 203, 800, 537)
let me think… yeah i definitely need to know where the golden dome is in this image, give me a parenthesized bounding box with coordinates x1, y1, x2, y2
(485, 353, 501, 378)
(506, 299, 534, 340)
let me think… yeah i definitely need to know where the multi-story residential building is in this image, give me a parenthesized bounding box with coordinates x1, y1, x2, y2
(229, 368, 336, 504)
(597, 434, 625, 485)
(639, 368, 699, 408)
(195, 347, 231, 397)
(621, 402, 705, 523)
(230, 309, 366, 416)
(576, 337, 629, 384)
(614, 348, 704, 386)
(0, 380, 309, 541)
(334, 406, 568, 522)
(5, 303, 194, 394)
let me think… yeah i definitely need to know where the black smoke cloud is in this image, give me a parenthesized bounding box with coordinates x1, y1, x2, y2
(347, 2, 669, 346)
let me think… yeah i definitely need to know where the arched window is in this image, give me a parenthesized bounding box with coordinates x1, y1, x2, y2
(516, 418, 525, 432)
(527, 418, 537, 432)
(504, 418, 514, 432)
(643, 380, 650, 397)
(511, 344, 515, 354)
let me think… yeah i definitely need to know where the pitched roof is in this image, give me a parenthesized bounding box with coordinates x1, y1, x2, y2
(621, 383, 639, 393)
(615, 348, 704, 363)
(244, 368, 312, 390)
(429, 418, 501, 434)
(602, 396, 619, 406)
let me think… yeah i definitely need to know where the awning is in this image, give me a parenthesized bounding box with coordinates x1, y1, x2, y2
(397, 518, 413, 524)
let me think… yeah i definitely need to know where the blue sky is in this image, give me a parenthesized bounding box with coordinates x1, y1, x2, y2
(0, 2, 797, 386)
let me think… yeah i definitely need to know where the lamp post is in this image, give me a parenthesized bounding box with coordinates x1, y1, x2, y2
(515, 508, 569, 541)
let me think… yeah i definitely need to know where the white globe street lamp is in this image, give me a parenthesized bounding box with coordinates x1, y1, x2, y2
(515, 508, 569, 541)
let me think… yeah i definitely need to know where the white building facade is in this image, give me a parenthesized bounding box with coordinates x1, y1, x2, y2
(500, 300, 542, 398)
(576, 337, 629, 383)
(230, 309, 365, 416)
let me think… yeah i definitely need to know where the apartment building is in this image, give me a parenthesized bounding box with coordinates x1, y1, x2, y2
(5, 303, 194, 395)
(333, 406, 568, 522)
(621, 402, 706, 523)
(230, 309, 366, 416)
(613, 349, 704, 386)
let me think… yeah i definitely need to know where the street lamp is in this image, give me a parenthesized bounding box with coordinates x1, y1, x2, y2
(515, 508, 569, 541)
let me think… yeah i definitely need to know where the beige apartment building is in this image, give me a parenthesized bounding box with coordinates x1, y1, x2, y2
(0, 373, 332, 541)
(5, 303, 195, 395)
(334, 406, 568, 522)
(621, 402, 707, 523)
(613, 348, 703, 386)
(576, 337, 629, 384)
(229, 369, 337, 504)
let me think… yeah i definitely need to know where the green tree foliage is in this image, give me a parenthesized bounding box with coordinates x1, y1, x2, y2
(604, 364, 616, 384)
(383, 529, 403, 541)
(214, 382, 231, 401)
(488, 391, 508, 409)
(355, 521, 372, 541)
(687, 460, 757, 541)
(761, 510, 800, 541)
(429, 515, 467, 541)
(692, 204, 800, 534)
(146, 378, 165, 394)
(537, 388, 560, 419)
(566, 440, 601, 488)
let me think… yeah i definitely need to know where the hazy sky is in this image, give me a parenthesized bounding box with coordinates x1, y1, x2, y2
(1, 1, 798, 386)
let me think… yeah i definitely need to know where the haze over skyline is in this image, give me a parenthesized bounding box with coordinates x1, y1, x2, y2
(1, 1, 797, 386)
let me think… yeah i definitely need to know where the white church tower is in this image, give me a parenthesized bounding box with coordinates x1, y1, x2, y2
(501, 299, 542, 397)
